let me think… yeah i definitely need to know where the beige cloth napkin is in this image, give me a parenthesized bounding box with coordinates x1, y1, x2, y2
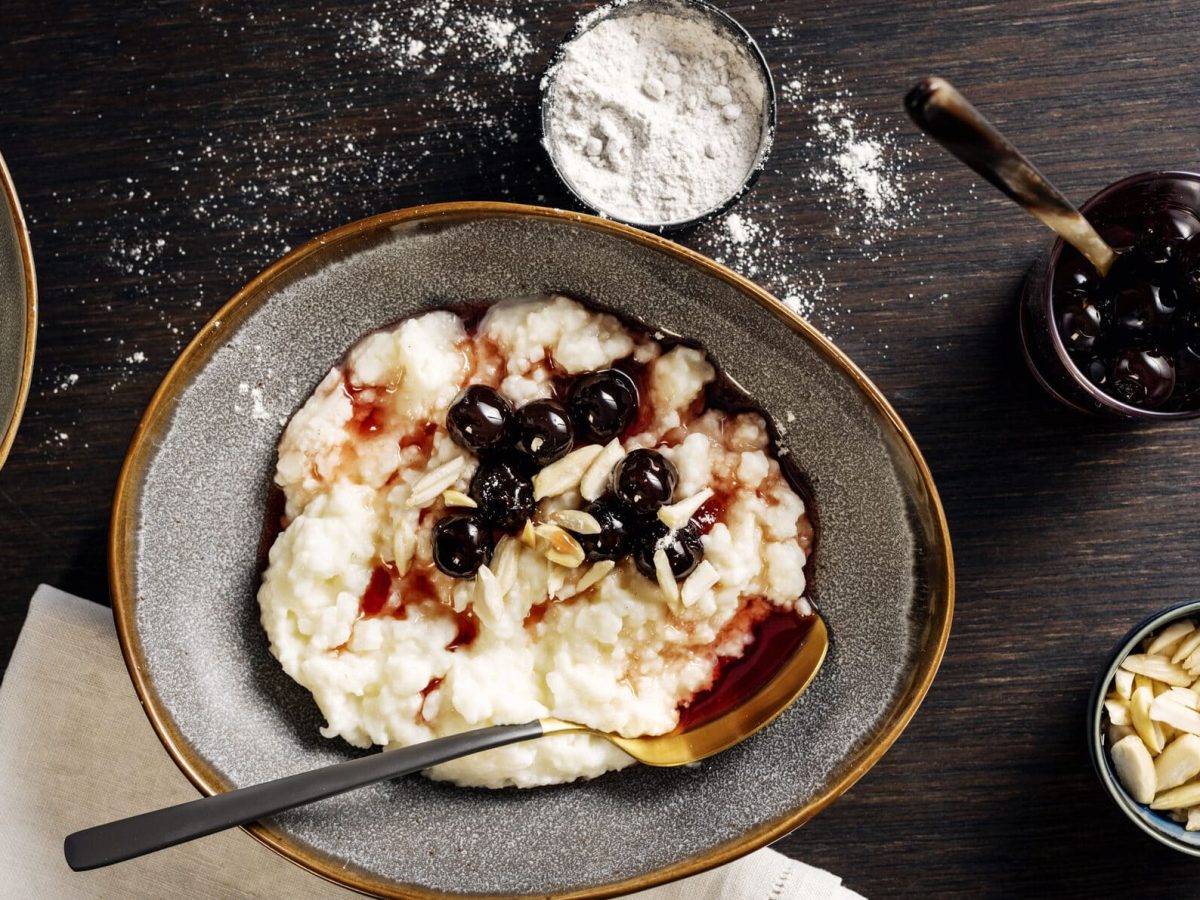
(0, 586, 864, 900)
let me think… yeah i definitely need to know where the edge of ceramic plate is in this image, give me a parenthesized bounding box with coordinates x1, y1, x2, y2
(109, 201, 955, 900)
(0, 153, 37, 470)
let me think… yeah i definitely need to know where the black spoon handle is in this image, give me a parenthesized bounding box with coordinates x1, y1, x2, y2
(64, 720, 544, 871)
(905, 76, 1115, 277)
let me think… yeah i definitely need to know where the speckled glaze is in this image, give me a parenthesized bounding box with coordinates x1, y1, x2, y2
(0, 152, 36, 470)
(111, 203, 953, 899)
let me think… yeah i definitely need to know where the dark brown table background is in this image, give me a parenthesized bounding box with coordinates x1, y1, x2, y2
(3, 1, 1198, 896)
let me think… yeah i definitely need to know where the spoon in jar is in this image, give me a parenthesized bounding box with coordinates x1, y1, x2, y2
(65, 612, 827, 871)
(905, 76, 1117, 278)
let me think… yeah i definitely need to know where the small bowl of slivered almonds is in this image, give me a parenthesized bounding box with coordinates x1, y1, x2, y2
(1091, 599, 1200, 856)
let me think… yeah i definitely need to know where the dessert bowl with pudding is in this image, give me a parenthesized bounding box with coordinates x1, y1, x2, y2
(111, 203, 952, 899)
(258, 295, 818, 788)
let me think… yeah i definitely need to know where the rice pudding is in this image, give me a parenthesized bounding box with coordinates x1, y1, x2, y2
(258, 295, 816, 788)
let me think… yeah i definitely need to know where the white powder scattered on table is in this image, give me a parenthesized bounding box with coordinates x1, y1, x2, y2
(543, 8, 770, 226)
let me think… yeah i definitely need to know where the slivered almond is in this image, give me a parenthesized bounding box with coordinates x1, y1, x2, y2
(1108, 723, 1136, 745)
(405, 457, 466, 508)
(576, 560, 615, 593)
(1185, 645, 1200, 676)
(1104, 697, 1131, 727)
(550, 509, 602, 535)
(1149, 620, 1195, 656)
(1121, 654, 1195, 687)
(653, 548, 679, 603)
(1132, 686, 1166, 754)
(1151, 694, 1200, 735)
(546, 565, 566, 599)
(492, 538, 519, 595)
(1151, 781, 1200, 810)
(536, 523, 585, 568)
(442, 489, 477, 509)
(533, 444, 604, 500)
(1189, 807, 1200, 831)
(520, 519, 538, 548)
(680, 560, 719, 608)
(1173, 629, 1200, 664)
(579, 439, 624, 501)
(475, 565, 503, 618)
(1114, 668, 1135, 701)
(1167, 687, 1200, 711)
(658, 489, 715, 530)
(1111, 734, 1157, 805)
(1154, 734, 1200, 792)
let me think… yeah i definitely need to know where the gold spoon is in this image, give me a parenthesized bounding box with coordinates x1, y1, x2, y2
(65, 614, 827, 871)
(905, 76, 1117, 278)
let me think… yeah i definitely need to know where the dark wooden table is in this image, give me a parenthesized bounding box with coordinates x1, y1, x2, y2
(4, 1, 1199, 895)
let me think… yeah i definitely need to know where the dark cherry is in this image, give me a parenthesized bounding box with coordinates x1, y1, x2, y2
(612, 449, 678, 514)
(1137, 209, 1199, 264)
(1059, 301, 1104, 354)
(433, 514, 494, 578)
(1112, 280, 1173, 338)
(1110, 348, 1176, 408)
(567, 369, 639, 443)
(446, 385, 513, 455)
(575, 496, 634, 562)
(1179, 232, 1200, 290)
(1081, 356, 1109, 387)
(514, 399, 574, 466)
(632, 519, 704, 581)
(469, 458, 535, 533)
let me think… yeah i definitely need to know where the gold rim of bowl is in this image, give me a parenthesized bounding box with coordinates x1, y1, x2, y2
(109, 201, 955, 900)
(0, 152, 37, 471)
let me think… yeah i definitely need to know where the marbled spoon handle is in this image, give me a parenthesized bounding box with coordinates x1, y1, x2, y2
(64, 721, 545, 871)
(905, 76, 1116, 277)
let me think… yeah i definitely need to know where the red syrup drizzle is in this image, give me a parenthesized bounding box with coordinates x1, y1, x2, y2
(357, 562, 479, 652)
(342, 372, 388, 437)
(675, 602, 817, 732)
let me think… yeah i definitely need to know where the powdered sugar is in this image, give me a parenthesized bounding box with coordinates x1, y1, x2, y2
(543, 7, 770, 226)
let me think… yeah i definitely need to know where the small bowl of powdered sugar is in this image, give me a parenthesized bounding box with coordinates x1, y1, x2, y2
(540, 0, 776, 232)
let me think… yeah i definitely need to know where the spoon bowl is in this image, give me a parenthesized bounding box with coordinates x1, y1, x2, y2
(65, 612, 827, 871)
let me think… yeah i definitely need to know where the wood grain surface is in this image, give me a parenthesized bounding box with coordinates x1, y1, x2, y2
(3, 1, 1199, 896)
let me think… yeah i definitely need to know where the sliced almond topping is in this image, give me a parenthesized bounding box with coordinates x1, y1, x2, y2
(1173, 629, 1200, 664)
(442, 489, 477, 509)
(1104, 697, 1131, 727)
(1114, 668, 1135, 701)
(576, 560, 616, 593)
(1149, 619, 1195, 656)
(475, 564, 503, 618)
(533, 444, 605, 500)
(658, 488, 715, 531)
(1151, 694, 1200, 736)
(1154, 734, 1200, 792)
(405, 456, 466, 509)
(653, 548, 679, 603)
(1151, 781, 1200, 810)
(680, 560, 719, 608)
(653, 548, 680, 602)
(579, 439, 624, 501)
(1111, 734, 1157, 805)
(519, 519, 538, 548)
(1185, 645, 1200, 676)
(550, 508, 603, 535)
(1121, 654, 1195, 687)
(1132, 685, 1166, 754)
(492, 538, 519, 595)
(536, 523, 585, 568)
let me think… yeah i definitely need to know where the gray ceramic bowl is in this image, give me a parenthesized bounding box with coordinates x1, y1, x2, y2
(1089, 600, 1200, 857)
(111, 202, 953, 898)
(0, 152, 36, 470)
